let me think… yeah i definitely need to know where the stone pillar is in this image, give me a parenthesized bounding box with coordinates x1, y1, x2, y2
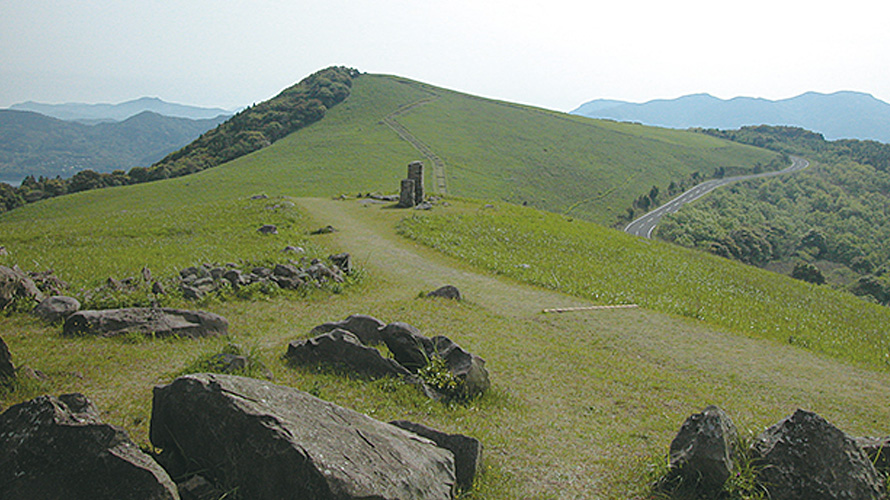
(408, 161, 424, 205)
(398, 179, 416, 208)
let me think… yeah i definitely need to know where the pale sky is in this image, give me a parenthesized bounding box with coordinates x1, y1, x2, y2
(2, 0, 889, 112)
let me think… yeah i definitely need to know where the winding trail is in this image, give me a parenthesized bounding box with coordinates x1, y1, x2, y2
(382, 95, 448, 194)
(625, 156, 810, 238)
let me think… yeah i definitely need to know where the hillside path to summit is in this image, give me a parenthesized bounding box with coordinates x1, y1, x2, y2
(625, 155, 810, 238)
(296, 196, 890, 498)
(382, 93, 449, 194)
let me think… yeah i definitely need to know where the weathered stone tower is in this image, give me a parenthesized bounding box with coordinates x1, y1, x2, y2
(398, 161, 424, 208)
(407, 161, 424, 205)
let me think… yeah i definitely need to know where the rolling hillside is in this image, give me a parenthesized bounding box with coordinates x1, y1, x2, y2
(2, 70, 888, 498)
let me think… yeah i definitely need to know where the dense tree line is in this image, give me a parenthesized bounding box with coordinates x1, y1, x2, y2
(0, 66, 359, 213)
(658, 125, 890, 304)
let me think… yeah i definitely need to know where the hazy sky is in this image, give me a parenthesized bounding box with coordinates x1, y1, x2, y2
(2, 0, 889, 112)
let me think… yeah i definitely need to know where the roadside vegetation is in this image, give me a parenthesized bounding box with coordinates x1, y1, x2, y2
(658, 126, 890, 305)
(398, 200, 890, 372)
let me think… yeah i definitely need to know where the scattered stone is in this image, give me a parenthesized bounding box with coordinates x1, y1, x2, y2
(152, 281, 166, 295)
(286, 329, 411, 378)
(427, 285, 461, 300)
(663, 405, 738, 495)
(142, 266, 153, 283)
(309, 314, 386, 345)
(257, 224, 278, 235)
(381, 322, 434, 371)
(751, 409, 884, 500)
(854, 436, 890, 476)
(0, 336, 14, 379)
(32, 295, 81, 323)
(390, 420, 482, 492)
(0, 246, 7, 256)
(0, 265, 44, 310)
(329, 252, 352, 274)
(150, 373, 456, 500)
(283, 245, 305, 254)
(209, 353, 248, 374)
(414, 201, 433, 210)
(27, 269, 69, 296)
(431, 336, 490, 398)
(63, 308, 228, 338)
(0, 393, 178, 500)
(306, 261, 344, 283)
(250, 194, 269, 200)
(369, 193, 399, 202)
(310, 225, 336, 235)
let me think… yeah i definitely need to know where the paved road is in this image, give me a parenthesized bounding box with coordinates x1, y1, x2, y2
(624, 156, 810, 238)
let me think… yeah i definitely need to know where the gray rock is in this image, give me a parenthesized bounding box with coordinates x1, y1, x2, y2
(32, 295, 81, 323)
(180, 285, 203, 300)
(329, 253, 352, 274)
(427, 285, 461, 300)
(152, 282, 166, 295)
(209, 353, 248, 374)
(310, 225, 336, 235)
(151, 373, 455, 500)
(272, 275, 304, 290)
(381, 322, 434, 371)
(306, 262, 344, 283)
(273, 263, 300, 278)
(408, 161, 425, 205)
(257, 224, 278, 235)
(0, 393, 179, 500)
(0, 265, 44, 310)
(309, 314, 386, 345)
(62, 308, 228, 338)
(286, 329, 411, 378)
(177, 474, 221, 500)
(0, 336, 13, 379)
(855, 436, 890, 476)
(751, 409, 884, 500)
(399, 178, 416, 208)
(431, 336, 490, 398)
(665, 405, 738, 495)
(283, 245, 305, 254)
(390, 420, 482, 492)
(252, 266, 273, 278)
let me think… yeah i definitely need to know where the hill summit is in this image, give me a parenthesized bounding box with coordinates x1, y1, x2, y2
(571, 91, 890, 143)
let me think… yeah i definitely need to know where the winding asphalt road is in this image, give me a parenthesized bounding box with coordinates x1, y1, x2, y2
(624, 156, 810, 238)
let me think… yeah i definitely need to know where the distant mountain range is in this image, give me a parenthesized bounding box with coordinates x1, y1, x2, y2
(0, 109, 228, 184)
(571, 91, 890, 143)
(9, 97, 232, 124)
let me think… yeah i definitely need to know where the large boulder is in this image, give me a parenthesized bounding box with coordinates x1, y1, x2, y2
(390, 420, 482, 492)
(751, 409, 885, 500)
(62, 308, 228, 338)
(0, 265, 44, 310)
(380, 322, 434, 371)
(431, 336, 490, 398)
(32, 295, 81, 323)
(0, 393, 179, 500)
(426, 285, 461, 300)
(0, 336, 13, 379)
(286, 329, 412, 379)
(150, 373, 456, 500)
(664, 405, 738, 495)
(308, 314, 386, 345)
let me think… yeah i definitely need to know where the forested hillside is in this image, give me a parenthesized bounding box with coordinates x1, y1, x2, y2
(658, 126, 890, 304)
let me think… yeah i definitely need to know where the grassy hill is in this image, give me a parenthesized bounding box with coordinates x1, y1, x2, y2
(1, 71, 888, 499)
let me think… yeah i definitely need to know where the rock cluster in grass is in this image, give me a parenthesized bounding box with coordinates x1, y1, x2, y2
(658, 406, 888, 499)
(286, 314, 490, 401)
(2, 373, 481, 499)
(0, 265, 46, 310)
(178, 255, 349, 300)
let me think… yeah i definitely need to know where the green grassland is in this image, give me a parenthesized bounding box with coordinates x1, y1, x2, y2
(0, 72, 888, 499)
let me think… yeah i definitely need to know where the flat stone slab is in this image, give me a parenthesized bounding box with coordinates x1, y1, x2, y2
(63, 307, 228, 338)
(151, 373, 456, 500)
